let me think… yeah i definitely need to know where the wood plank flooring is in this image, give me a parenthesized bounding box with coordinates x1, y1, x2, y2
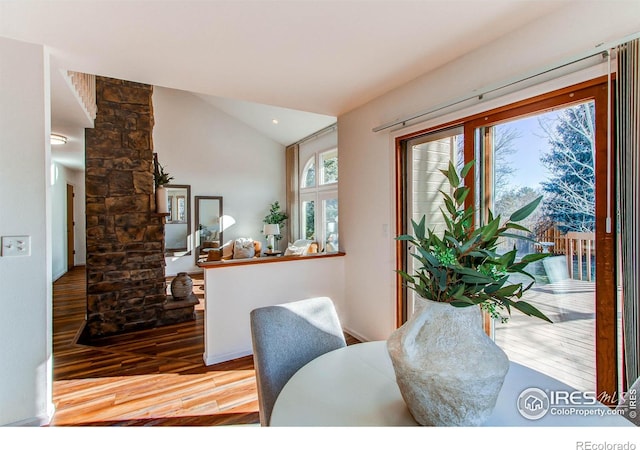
(50, 267, 359, 426)
(495, 279, 598, 392)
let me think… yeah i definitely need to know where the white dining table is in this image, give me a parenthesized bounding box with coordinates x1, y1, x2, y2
(270, 340, 634, 427)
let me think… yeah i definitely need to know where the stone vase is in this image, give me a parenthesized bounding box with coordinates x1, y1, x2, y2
(156, 186, 168, 214)
(387, 297, 509, 426)
(170, 272, 193, 299)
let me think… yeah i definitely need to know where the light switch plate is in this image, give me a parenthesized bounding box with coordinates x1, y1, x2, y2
(1, 236, 31, 257)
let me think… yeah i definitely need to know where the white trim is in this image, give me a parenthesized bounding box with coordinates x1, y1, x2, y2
(6, 411, 52, 427)
(341, 326, 370, 344)
(203, 349, 252, 366)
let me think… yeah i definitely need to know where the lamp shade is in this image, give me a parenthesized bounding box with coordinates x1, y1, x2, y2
(221, 215, 236, 231)
(263, 224, 280, 236)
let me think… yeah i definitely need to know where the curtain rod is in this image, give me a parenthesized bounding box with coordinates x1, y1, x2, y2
(291, 122, 337, 147)
(372, 30, 640, 133)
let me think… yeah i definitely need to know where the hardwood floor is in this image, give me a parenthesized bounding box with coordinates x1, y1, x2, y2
(495, 279, 598, 392)
(50, 267, 360, 426)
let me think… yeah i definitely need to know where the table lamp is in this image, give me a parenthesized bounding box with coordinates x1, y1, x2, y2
(263, 224, 280, 251)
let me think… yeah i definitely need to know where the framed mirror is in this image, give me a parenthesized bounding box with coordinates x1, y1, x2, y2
(165, 184, 191, 256)
(195, 196, 223, 263)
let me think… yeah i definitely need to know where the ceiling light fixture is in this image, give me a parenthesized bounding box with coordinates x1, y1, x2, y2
(272, 119, 279, 125)
(51, 134, 68, 145)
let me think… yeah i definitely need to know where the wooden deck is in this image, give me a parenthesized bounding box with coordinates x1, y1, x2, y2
(495, 279, 597, 392)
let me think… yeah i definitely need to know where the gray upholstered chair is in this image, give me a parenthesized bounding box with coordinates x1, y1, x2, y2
(616, 376, 640, 426)
(250, 296, 346, 426)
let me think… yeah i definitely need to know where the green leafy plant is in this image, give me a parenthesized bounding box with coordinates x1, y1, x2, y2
(154, 163, 174, 188)
(396, 160, 552, 323)
(263, 201, 288, 241)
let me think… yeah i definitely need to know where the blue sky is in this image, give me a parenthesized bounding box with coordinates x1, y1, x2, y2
(496, 110, 560, 189)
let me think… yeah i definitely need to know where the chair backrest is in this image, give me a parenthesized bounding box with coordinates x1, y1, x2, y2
(250, 296, 346, 426)
(616, 376, 640, 426)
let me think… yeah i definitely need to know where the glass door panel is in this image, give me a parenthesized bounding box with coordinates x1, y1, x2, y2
(486, 102, 597, 392)
(405, 127, 464, 319)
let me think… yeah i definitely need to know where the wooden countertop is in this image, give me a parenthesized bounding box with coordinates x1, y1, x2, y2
(198, 251, 345, 269)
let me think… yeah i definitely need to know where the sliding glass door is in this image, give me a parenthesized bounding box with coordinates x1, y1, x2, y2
(397, 79, 618, 402)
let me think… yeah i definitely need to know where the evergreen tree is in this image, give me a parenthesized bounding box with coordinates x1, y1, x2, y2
(539, 103, 595, 232)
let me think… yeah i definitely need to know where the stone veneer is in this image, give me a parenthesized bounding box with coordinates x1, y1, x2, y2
(84, 76, 194, 340)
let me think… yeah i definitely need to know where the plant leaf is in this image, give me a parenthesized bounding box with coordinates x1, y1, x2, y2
(512, 300, 553, 323)
(460, 160, 474, 178)
(505, 223, 531, 232)
(441, 160, 460, 188)
(520, 253, 551, 264)
(481, 217, 501, 241)
(453, 186, 470, 206)
(509, 196, 543, 222)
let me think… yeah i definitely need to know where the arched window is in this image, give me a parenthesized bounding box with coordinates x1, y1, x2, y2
(299, 148, 338, 252)
(302, 157, 316, 188)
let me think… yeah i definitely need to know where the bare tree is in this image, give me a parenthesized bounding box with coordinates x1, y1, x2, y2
(455, 126, 520, 197)
(538, 103, 595, 232)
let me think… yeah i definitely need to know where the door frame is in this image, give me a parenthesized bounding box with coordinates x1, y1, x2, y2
(395, 77, 618, 403)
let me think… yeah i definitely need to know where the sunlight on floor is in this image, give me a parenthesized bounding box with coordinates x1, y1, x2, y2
(52, 371, 258, 425)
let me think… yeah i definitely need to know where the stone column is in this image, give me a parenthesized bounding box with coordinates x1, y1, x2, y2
(84, 76, 168, 339)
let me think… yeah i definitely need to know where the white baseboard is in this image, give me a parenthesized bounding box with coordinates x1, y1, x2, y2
(203, 349, 252, 366)
(6, 410, 52, 427)
(52, 269, 66, 282)
(342, 327, 371, 344)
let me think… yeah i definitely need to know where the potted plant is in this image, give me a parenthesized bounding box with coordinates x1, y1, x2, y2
(262, 201, 288, 249)
(154, 162, 174, 214)
(388, 160, 552, 426)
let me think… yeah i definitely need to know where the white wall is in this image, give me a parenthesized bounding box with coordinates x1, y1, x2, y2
(338, 2, 640, 342)
(0, 37, 52, 426)
(153, 87, 286, 276)
(203, 256, 346, 364)
(51, 163, 66, 280)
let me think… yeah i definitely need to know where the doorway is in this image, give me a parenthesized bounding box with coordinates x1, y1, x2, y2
(66, 184, 74, 270)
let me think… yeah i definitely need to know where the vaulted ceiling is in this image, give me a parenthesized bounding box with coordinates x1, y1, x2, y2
(0, 0, 574, 168)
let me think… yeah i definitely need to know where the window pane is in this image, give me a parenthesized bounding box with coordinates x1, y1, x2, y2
(302, 158, 316, 188)
(409, 130, 463, 237)
(177, 196, 186, 222)
(491, 102, 597, 392)
(406, 128, 463, 319)
(168, 195, 174, 220)
(320, 149, 338, 185)
(302, 200, 315, 240)
(323, 198, 338, 252)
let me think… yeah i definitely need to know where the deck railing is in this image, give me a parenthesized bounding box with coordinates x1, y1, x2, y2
(565, 232, 595, 281)
(536, 226, 595, 281)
